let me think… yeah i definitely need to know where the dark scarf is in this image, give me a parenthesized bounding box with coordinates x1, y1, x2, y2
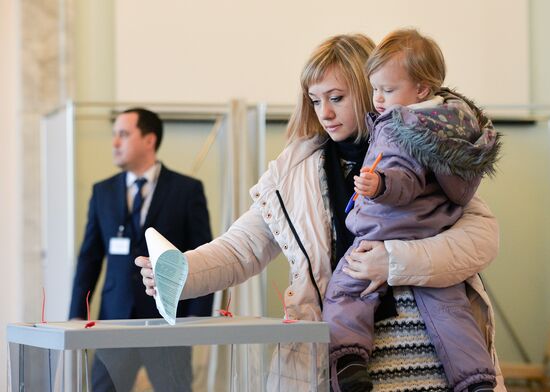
(324, 136, 368, 268)
(324, 136, 397, 321)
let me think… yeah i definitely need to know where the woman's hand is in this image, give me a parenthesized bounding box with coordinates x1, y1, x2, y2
(342, 240, 389, 295)
(135, 256, 156, 296)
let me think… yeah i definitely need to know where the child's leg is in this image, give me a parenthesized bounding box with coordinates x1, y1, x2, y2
(323, 253, 385, 392)
(413, 283, 496, 392)
(323, 253, 386, 360)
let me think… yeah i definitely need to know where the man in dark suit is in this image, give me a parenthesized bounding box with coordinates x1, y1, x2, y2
(69, 107, 213, 391)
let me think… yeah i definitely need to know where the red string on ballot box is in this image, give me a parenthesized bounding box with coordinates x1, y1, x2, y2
(272, 281, 297, 324)
(215, 284, 299, 323)
(218, 290, 234, 317)
(41, 288, 95, 328)
(41, 287, 47, 323)
(84, 290, 96, 328)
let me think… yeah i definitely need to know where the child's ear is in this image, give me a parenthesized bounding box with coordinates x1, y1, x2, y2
(417, 84, 431, 100)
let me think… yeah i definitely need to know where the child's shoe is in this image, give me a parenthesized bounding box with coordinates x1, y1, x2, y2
(333, 354, 372, 392)
(468, 381, 494, 392)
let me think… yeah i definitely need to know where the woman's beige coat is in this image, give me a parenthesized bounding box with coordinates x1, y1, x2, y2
(183, 136, 505, 390)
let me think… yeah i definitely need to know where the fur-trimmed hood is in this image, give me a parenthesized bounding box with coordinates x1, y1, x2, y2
(368, 87, 501, 181)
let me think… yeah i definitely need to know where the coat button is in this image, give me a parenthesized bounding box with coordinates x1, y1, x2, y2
(274, 230, 280, 236)
(266, 212, 272, 219)
(290, 259, 295, 265)
(283, 244, 288, 250)
(261, 201, 267, 206)
(287, 291, 294, 297)
(293, 273, 299, 280)
(254, 192, 260, 198)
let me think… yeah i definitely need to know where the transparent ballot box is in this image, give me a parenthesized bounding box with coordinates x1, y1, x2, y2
(7, 316, 330, 391)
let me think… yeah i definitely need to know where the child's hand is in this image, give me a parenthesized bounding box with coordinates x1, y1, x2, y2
(354, 169, 382, 197)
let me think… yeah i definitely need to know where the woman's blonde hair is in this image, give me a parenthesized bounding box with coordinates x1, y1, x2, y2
(366, 28, 445, 95)
(286, 34, 375, 144)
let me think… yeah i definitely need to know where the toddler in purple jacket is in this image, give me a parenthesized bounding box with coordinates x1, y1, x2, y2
(323, 29, 501, 392)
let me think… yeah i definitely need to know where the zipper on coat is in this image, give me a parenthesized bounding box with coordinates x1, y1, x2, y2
(275, 190, 323, 311)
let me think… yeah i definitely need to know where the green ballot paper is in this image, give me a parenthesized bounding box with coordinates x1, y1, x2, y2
(145, 228, 189, 325)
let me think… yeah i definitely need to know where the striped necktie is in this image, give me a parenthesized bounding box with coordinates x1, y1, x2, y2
(131, 178, 147, 237)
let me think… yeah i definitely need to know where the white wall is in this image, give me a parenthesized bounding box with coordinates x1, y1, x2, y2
(0, 0, 22, 389)
(115, 0, 529, 107)
(531, 0, 550, 107)
(75, 0, 114, 102)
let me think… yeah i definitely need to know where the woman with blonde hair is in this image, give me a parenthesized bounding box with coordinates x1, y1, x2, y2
(136, 33, 504, 390)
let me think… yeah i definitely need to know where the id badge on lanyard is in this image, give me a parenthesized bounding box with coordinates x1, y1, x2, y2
(109, 225, 131, 255)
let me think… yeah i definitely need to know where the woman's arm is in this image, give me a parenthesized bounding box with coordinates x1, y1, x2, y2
(384, 194, 499, 287)
(344, 194, 498, 289)
(136, 206, 281, 300)
(180, 206, 281, 299)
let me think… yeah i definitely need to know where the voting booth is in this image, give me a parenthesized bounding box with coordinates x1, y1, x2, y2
(7, 316, 330, 391)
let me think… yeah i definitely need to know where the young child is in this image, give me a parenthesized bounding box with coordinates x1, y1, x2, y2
(322, 29, 501, 392)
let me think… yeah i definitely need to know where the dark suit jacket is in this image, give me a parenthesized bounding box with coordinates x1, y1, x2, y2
(69, 165, 213, 320)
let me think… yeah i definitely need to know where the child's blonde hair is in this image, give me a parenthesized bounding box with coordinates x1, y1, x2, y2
(366, 28, 446, 95)
(286, 34, 376, 144)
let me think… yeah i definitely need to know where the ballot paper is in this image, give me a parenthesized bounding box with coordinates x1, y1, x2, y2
(145, 228, 189, 325)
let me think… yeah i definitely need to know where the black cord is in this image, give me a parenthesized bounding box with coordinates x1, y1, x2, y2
(275, 190, 323, 311)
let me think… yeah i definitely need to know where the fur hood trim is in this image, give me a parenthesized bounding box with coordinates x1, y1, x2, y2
(387, 87, 501, 181)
